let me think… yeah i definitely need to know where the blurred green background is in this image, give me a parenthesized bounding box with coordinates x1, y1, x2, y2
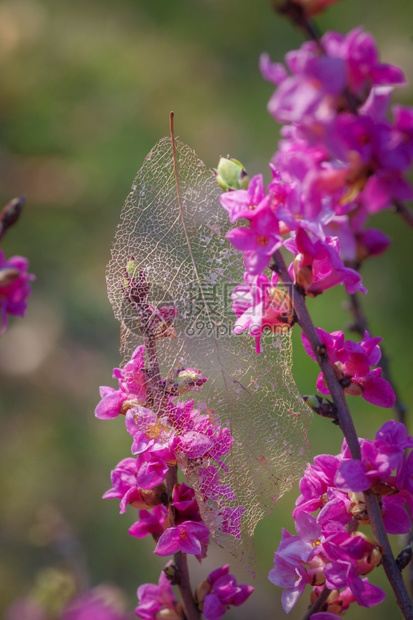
(0, 0, 412, 618)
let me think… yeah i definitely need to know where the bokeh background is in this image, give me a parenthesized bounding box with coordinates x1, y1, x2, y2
(0, 0, 412, 618)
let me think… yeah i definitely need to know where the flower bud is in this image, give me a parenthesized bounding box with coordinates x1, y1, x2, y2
(303, 395, 339, 424)
(138, 484, 167, 509)
(349, 492, 369, 524)
(290, 0, 341, 17)
(156, 608, 183, 620)
(166, 367, 208, 395)
(126, 259, 140, 279)
(214, 157, 249, 191)
(195, 578, 212, 606)
(0, 267, 20, 287)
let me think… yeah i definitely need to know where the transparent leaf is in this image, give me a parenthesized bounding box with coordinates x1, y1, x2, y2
(107, 137, 312, 570)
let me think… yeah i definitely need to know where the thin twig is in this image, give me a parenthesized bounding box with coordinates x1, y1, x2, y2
(271, 249, 413, 619)
(165, 465, 200, 620)
(270, 0, 324, 51)
(302, 586, 332, 620)
(394, 200, 413, 228)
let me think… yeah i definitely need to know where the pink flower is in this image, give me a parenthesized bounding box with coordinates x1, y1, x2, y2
(262, 27, 405, 125)
(154, 520, 210, 559)
(322, 532, 385, 607)
(171, 483, 202, 524)
(135, 570, 179, 620)
(0, 250, 34, 333)
(62, 593, 131, 620)
(103, 456, 167, 512)
(286, 0, 341, 16)
(268, 513, 325, 612)
(226, 209, 283, 274)
(286, 228, 366, 296)
(95, 346, 147, 420)
(202, 565, 254, 620)
(294, 454, 342, 517)
(129, 505, 168, 540)
(197, 465, 236, 502)
(219, 174, 269, 223)
(231, 272, 294, 353)
(302, 328, 395, 407)
(103, 457, 145, 513)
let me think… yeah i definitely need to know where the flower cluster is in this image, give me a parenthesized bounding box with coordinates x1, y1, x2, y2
(217, 24, 413, 357)
(0, 249, 34, 333)
(196, 565, 255, 620)
(135, 569, 181, 620)
(302, 328, 396, 408)
(269, 420, 413, 613)
(96, 341, 253, 617)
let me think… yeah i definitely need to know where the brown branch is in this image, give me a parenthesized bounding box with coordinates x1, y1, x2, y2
(165, 465, 200, 620)
(302, 586, 332, 620)
(271, 249, 413, 619)
(270, 0, 324, 50)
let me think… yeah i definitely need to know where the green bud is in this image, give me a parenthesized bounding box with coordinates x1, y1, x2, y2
(303, 394, 339, 425)
(214, 157, 249, 191)
(126, 259, 139, 279)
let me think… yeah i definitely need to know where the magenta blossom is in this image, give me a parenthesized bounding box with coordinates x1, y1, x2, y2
(219, 173, 270, 223)
(103, 457, 146, 513)
(62, 589, 131, 620)
(0, 250, 34, 333)
(226, 209, 283, 274)
(201, 565, 254, 620)
(129, 505, 168, 540)
(231, 272, 294, 353)
(154, 520, 210, 560)
(103, 457, 167, 513)
(261, 27, 405, 125)
(171, 482, 202, 524)
(302, 328, 395, 407)
(285, 228, 366, 296)
(135, 569, 180, 620)
(95, 346, 147, 420)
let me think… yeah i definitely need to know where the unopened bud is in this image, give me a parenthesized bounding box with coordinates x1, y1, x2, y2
(293, 262, 315, 296)
(214, 157, 249, 191)
(195, 578, 212, 607)
(0, 267, 20, 287)
(126, 259, 140, 279)
(349, 492, 369, 524)
(290, 0, 341, 17)
(303, 395, 339, 425)
(156, 608, 183, 620)
(0, 195, 25, 233)
(163, 562, 178, 582)
(130, 484, 167, 510)
(175, 368, 207, 394)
